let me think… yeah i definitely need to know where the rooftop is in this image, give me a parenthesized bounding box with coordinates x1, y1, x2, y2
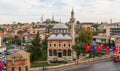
(7, 50, 30, 60)
(48, 34, 72, 40)
(53, 23, 68, 29)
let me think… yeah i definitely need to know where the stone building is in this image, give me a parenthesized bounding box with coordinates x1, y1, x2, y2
(7, 50, 30, 71)
(47, 9, 76, 61)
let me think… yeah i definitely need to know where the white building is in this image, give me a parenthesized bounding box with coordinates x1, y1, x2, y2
(0, 36, 6, 53)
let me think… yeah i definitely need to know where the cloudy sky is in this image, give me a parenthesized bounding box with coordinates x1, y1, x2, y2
(0, 0, 120, 24)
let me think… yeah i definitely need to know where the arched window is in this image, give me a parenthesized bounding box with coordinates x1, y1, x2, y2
(64, 44, 66, 47)
(18, 67, 21, 71)
(54, 44, 56, 47)
(49, 44, 51, 47)
(68, 44, 70, 47)
(68, 50, 71, 56)
(63, 50, 66, 56)
(59, 44, 61, 47)
(53, 50, 57, 56)
(49, 50, 52, 56)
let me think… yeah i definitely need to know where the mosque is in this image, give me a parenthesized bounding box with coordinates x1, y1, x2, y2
(47, 9, 76, 61)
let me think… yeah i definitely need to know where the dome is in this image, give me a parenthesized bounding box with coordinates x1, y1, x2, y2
(48, 34, 56, 40)
(48, 34, 72, 40)
(64, 34, 72, 40)
(56, 34, 64, 39)
(46, 18, 51, 23)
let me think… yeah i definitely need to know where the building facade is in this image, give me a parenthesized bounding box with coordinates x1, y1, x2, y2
(7, 50, 30, 71)
(47, 34, 73, 61)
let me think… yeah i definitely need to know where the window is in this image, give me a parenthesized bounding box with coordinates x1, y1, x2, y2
(54, 44, 56, 47)
(59, 44, 61, 47)
(53, 50, 57, 56)
(64, 44, 66, 47)
(18, 67, 21, 71)
(12, 67, 14, 71)
(50, 44, 51, 47)
(68, 44, 70, 47)
(63, 50, 66, 56)
(25, 66, 28, 71)
(68, 50, 71, 56)
(49, 50, 52, 56)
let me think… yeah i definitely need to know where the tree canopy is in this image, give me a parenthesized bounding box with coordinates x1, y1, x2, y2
(27, 31, 42, 62)
(77, 29, 93, 45)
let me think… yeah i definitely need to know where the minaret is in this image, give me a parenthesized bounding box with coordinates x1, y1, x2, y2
(52, 15, 54, 21)
(59, 19, 61, 24)
(41, 15, 43, 23)
(70, 8, 75, 45)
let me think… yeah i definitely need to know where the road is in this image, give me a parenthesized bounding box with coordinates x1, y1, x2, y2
(35, 58, 120, 71)
(67, 60, 120, 71)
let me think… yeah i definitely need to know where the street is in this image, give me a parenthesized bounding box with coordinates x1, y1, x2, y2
(33, 58, 120, 71)
(67, 60, 120, 71)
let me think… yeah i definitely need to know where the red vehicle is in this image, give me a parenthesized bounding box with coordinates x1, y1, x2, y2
(111, 54, 120, 62)
(111, 46, 120, 62)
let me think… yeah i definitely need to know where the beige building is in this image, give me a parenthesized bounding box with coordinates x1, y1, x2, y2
(93, 36, 110, 45)
(47, 34, 73, 61)
(115, 37, 120, 46)
(7, 50, 30, 71)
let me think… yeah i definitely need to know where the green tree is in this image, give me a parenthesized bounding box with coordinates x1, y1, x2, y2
(27, 31, 42, 62)
(4, 35, 12, 48)
(73, 45, 81, 59)
(77, 29, 93, 45)
(12, 36, 22, 45)
(74, 29, 93, 59)
(42, 37, 47, 50)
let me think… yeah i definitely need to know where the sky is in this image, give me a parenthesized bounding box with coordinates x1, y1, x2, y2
(0, 0, 120, 24)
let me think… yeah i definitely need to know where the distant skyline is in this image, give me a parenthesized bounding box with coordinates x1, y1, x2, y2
(0, 0, 120, 24)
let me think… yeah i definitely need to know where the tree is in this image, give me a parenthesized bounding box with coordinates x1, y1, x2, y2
(73, 45, 81, 59)
(12, 36, 22, 45)
(74, 29, 93, 59)
(42, 37, 47, 50)
(77, 29, 93, 45)
(27, 31, 42, 62)
(4, 35, 12, 48)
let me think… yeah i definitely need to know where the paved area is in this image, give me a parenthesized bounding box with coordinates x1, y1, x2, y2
(67, 60, 120, 71)
(30, 58, 120, 71)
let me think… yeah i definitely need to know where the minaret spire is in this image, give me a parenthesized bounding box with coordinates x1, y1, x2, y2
(70, 8, 75, 45)
(41, 15, 43, 23)
(52, 14, 54, 21)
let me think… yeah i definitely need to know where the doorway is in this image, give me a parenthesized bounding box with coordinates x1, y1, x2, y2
(58, 52, 62, 58)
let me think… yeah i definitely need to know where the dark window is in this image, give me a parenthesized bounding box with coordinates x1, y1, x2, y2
(63, 50, 66, 56)
(68, 50, 71, 56)
(50, 44, 51, 47)
(59, 44, 61, 47)
(25, 66, 28, 71)
(64, 44, 66, 47)
(68, 44, 70, 47)
(18, 67, 21, 71)
(49, 50, 52, 56)
(12, 67, 14, 71)
(53, 50, 57, 56)
(54, 44, 56, 47)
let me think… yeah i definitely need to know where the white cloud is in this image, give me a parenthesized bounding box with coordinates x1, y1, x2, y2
(0, 0, 120, 24)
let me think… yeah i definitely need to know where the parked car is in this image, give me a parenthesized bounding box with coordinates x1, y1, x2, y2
(111, 55, 120, 62)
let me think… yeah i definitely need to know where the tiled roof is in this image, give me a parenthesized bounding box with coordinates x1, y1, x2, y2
(7, 50, 30, 60)
(48, 34, 72, 40)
